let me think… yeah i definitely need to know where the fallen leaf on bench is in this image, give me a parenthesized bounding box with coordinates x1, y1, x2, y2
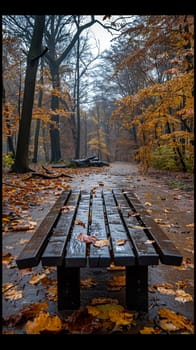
(25, 311, 63, 334)
(127, 212, 140, 217)
(75, 219, 86, 227)
(61, 205, 75, 212)
(93, 239, 109, 247)
(116, 239, 127, 246)
(128, 224, 151, 230)
(144, 239, 155, 244)
(77, 233, 97, 243)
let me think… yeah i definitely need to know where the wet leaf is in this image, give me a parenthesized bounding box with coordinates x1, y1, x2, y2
(3, 282, 23, 300)
(18, 238, 30, 245)
(3, 302, 48, 327)
(25, 311, 63, 334)
(77, 233, 97, 244)
(46, 284, 57, 301)
(93, 239, 109, 247)
(2, 252, 14, 265)
(65, 306, 101, 334)
(107, 262, 125, 271)
(144, 240, 155, 244)
(116, 239, 127, 245)
(157, 308, 194, 334)
(145, 201, 152, 206)
(80, 277, 96, 288)
(175, 289, 193, 303)
(157, 286, 176, 295)
(75, 219, 86, 227)
(107, 275, 125, 290)
(109, 309, 134, 326)
(186, 223, 194, 228)
(28, 273, 47, 285)
(127, 212, 139, 217)
(173, 194, 182, 200)
(140, 326, 161, 334)
(90, 297, 119, 305)
(87, 303, 124, 320)
(61, 205, 75, 212)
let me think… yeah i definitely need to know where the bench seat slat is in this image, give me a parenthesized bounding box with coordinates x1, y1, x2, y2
(41, 191, 80, 266)
(123, 191, 183, 266)
(16, 190, 71, 269)
(89, 192, 111, 267)
(113, 191, 159, 265)
(64, 192, 90, 267)
(103, 191, 135, 266)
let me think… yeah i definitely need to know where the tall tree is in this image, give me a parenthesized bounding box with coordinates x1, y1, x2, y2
(11, 15, 45, 172)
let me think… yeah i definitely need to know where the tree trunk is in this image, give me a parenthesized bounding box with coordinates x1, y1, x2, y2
(11, 15, 45, 173)
(49, 63, 61, 162)
(32, 60, 44, 163)
(75, 36, 80, 159)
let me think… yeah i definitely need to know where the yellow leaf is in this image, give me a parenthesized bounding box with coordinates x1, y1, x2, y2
(140, 326, 161, 334)
(25, 311, 63, 334)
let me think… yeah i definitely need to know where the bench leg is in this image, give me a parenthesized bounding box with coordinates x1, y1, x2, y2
(126, 265, 148, 312)
(57, 266, 80, 310)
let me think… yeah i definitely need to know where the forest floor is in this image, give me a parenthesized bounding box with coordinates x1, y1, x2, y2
(2, 161, 194, 337)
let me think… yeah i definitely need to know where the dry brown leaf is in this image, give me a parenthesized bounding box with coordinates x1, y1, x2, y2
(25, 311, 63, 334)
(77, 233, 97, 244)
(75, 219, 86, 227)
(93, 239, 109, 247)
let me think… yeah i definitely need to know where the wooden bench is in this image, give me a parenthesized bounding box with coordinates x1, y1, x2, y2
(16, 188, 183, 312)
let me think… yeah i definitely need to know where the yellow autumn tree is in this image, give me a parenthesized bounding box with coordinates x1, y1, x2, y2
(112, 15, 194, 173)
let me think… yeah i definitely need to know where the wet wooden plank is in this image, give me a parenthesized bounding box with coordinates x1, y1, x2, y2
(41, 191, 80, 266)
(16, 190, 71, 269)
(113, 190, 159, 265)
(103, 191, 135, 266)
(64, 191, 90, 267)
(123, 190, 183, 266)
(89, 191, 111, 267)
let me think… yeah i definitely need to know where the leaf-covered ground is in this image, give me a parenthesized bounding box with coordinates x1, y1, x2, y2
(2, 162, 194, 335)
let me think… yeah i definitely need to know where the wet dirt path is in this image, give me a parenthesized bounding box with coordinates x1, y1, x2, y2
(2, 161, 194, 333)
